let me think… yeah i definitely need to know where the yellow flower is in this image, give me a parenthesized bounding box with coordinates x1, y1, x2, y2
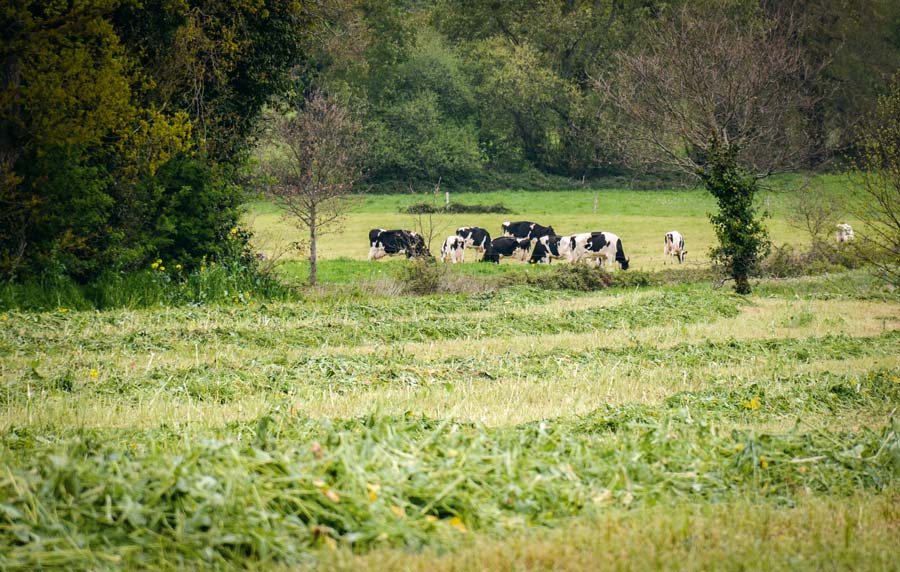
(390, 505, 406, 518)
(760, 457, 769, 469)
(151, 262, 159, 269)
(159, 266, 166, 271)
(230, 227, 238, 235)
(448, 516, 467, 533)
(57, 307, 68, 313)
(734, 443, 744, 452)
(0, 314, 7, 322)
(892, 376, 899, 384)
(741, 397, 761, 411)
(175, 264, 182, 271)
(90, 368, 99, 378)
(366, 483, 380, 501)
(425, 515, 437, 523)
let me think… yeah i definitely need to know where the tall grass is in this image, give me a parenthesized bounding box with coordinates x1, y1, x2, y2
(0, 263, 296, 312)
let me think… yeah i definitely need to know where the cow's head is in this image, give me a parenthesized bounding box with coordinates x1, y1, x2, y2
(620, 257, 630, 271)
(530, 242, 549, 264)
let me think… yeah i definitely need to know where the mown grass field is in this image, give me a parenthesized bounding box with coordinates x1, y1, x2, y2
(2, 176, 899, 571)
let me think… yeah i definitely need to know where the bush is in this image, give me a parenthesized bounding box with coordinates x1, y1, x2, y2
(402, 202, 512, 214)
(507, 263, 613, 291)
(759, 242, 868, 279)
(397, 258, 443, 295)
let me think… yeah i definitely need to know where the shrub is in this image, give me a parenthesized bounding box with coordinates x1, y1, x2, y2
(509, 263, 613, 291)
(402, 202, 512, 214)
(397, 258, 443, 295)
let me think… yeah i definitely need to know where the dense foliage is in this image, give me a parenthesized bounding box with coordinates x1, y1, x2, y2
(1, 0, 310, 282)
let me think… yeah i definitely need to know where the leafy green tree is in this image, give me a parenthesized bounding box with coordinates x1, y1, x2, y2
(1, 0, 312, 281)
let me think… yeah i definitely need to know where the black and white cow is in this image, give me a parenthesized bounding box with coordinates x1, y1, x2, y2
(501, 221, 556, 241)
(482, 237, 533, 264)
(663, 230, 687, 264)
(368, 229, 430, 260)
(836, 223, 854, 243)
(456, 226, 491, 257)
(529, 234, 578, 264)
(569, 231, 630, 270)
(440, 235, 466, 263)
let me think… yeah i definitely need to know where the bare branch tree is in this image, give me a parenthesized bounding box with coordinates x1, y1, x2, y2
(597, 7, 812, 178)
(853, 73, 900, 283)
(263, 90, 366, 285)
(407, 179, 449, 257)
(596, 7, 815, 293)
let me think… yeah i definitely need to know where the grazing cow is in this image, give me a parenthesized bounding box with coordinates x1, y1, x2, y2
(663, 231, 687, 264)
(836, 223, 854, 243)
(368, 229, 430, 260)
(570, 231, 630, 270)
(456, 226, 491, 257)
(529, 234, 577, 264)
(440, 235, 466, 263)
(482, 237, 533, 263)
(501, 221, 556, 241)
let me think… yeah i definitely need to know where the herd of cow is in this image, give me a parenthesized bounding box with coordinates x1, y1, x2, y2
(367, 222, 690, 270)
(367, 221, 856, 269)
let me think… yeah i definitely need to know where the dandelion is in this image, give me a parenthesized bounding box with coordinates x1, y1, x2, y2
(151, 261, 159, 269)
(741, 397, 761, 411)
(90, 368, 99, 378)
(230, 227, 238, 235)
(448, 516, 467, 533)
(390, 505, 406, 518)
(159, 266, 165, 271)
(366, 483, 380, 501)
(760, 457, 769, 469)
(735, 443, 744, 452)
(0, 314, 7, 322)
(893, 376, 899, 384)
(175, 264, 182, 271)
(57, 307, 68, 313)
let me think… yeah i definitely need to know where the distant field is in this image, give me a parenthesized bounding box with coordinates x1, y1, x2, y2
(245, 173, 860, 282)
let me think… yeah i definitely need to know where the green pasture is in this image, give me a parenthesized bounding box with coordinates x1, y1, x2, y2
(245, 173, 858, 280)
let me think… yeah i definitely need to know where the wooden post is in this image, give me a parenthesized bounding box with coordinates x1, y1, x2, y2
(593, 194, 598, 214)
(446, 190, 450, 208)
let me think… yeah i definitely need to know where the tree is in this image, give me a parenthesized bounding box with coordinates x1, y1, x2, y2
(598, 6, 813, 293)
(854, 73, 900, 283)
(264, 92, 366, 286)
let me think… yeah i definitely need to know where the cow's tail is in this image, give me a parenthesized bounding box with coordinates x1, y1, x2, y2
(615, 239, 627, 264)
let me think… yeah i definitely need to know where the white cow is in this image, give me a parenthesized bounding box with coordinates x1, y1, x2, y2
(663, 230, 687, 264)
(836, 223, 854, 243)
(440, 235, 466, 263)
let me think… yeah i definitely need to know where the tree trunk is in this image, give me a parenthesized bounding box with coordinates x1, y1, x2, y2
(309, 204, 317, 286)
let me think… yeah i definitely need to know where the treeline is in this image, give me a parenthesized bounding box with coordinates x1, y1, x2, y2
(2, 0, 899, 283)
(305, 0, 900, 190)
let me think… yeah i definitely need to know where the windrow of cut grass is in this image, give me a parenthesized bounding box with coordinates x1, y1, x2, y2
(1, 287, 740, 356)
(6, 331, 899, 411)
(2, 389, 898, 571)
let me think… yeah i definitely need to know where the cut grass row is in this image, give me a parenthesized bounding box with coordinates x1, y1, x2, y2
(2, 388, 897, 570)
